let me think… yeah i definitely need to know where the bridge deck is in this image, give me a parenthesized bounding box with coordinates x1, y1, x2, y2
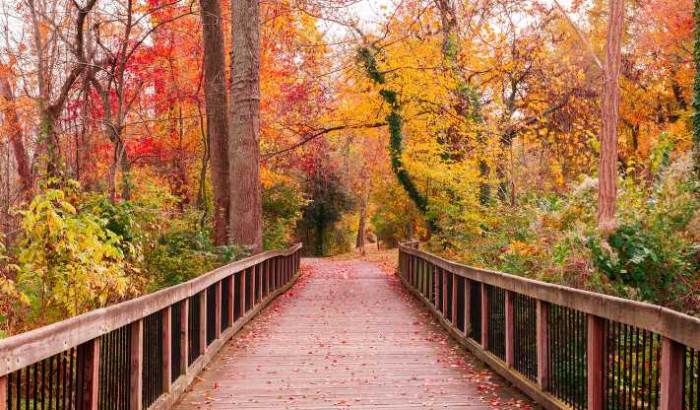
(174, 257, 533, 409)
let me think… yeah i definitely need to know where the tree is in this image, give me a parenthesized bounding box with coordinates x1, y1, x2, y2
(229, 0, 263, 251)
(0, 71, 32, 194)
(598, 0, 625, 232)
(693, 0, 700, 177)
(199, 0, 231, 245)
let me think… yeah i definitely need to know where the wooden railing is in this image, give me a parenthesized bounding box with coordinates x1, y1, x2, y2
(398, 244, 700, 410)
(0, 243, 302, 410)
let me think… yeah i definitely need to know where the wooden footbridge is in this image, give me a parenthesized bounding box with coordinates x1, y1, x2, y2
(0, 243, 698, 409)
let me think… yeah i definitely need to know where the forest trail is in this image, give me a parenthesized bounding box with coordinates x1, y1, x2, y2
(173, 258, 533, 409)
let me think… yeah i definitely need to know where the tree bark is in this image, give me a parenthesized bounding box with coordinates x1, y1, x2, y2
(199, 0, 231, 245)
(355, 192, 368, 256)
(0, 75, 33, 195)
(598, 0, 625, 232)
(229, 0, 263, 252)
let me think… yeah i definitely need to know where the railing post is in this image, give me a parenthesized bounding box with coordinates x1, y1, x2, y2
(214, 281, 222, 338)
(228, 275, 235, 324)
(505, 291, 514, 367)
(536, 300, 550, 390)
(180, 298, 189, 374)
(77, 338, 100, 410)
(587, 314, 605, 410)
(659, 337, 684, 410)
(464, 279, 471, 336)
(249, 266, 256, 307)
(162, 306, 172, 393)
(239, 270, 246, 314)
(199, 291, 207, 354)
(442, 269, 448, 318)
(481, 284, 489, 349)
(265, 260, 271, 297)
(0, 375, 6, 410)
(451, 273, 457, 325)
(258, 262, 263, 301)
(434, 266, 440, 308)
(130, 320, 144, 410)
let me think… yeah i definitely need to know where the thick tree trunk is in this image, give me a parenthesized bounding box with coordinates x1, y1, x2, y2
(229, 0, 263, 252)
(199, 0, 231, 246)
(598, 0, 625, 233)
(0, 76, 33, 195)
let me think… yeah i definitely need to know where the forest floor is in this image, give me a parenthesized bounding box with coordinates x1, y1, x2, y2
(174, 255, 536, 409)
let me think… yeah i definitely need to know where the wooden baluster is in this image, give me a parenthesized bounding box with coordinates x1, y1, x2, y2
(0, 375, 6, 410)
(248, 266, 255, 307)
(162, 306, 172, 393)
(464, 279, 471, 336)
(536, 300, 550, 390)
(199, 291, 207, 355)
(258, 263, 263, 301)
(434, 267, 440, 308)
(265, 261, 271, 297)
(587, 315, 605, 410)
(130, 320, 144, 410)
(214, 281, 222, 338)
(451, 273, 457, 325)
(481, 284, 489, 349)
(77, 338, 100, 410)
(240, 270, 246, 315)
(659, 337, 684, 410)
(505, 291, 514, 367)
(180, 298, 189, 374)
(442, 269, 448, 318)
(228, 276, 235, 326)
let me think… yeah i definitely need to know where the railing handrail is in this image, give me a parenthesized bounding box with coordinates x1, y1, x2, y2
(0, 242, 303, 376)
(399, 244, 700, 350)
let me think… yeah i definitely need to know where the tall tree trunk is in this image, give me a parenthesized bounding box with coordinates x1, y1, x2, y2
(0, 75, 33, 195)
(598, 0, 625, 232)
(229, 0, 263, 252)
(199, 0, 231, 246)
(693, 0, 700, 178)
(355, 191, 368, 256)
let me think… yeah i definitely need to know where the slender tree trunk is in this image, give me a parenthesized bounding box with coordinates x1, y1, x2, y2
(598, 0, 625, 232)
(200, 0, 231, 245)
(692, 0, 700, 178)
(355, 192, 368, 256)
(229, 0, 263, 252)
(0, 75, 33, 195)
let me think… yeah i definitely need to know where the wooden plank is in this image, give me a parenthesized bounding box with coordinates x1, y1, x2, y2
(162, 306, 172, 393)
(265, 260, 270, 297)
(257, 261, 263, 302)
(77, 338, 101, 410)
(215, 281, 222, 338)
(199, 291, 207, 355)
(659, 337, 684, 410)
(587, 315, 605, 410)
(481, 284, 489, 349)
(130, 320, 144, 410)
(180, 298, 189, 375)
(434, 266, 440, 308)
(0, 243, 303, 376)
(505, 291, 514, 367)
(399, 245, 700, 349)
(536, 300, 550, 390)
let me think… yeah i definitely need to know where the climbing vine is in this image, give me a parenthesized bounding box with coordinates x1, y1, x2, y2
(357, 46, 432, 228)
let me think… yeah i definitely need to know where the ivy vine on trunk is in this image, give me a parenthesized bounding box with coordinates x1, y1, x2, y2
(357, 46, 434, 231)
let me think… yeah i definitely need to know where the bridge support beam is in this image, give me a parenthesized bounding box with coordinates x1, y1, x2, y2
(659, 337, 684, 410)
